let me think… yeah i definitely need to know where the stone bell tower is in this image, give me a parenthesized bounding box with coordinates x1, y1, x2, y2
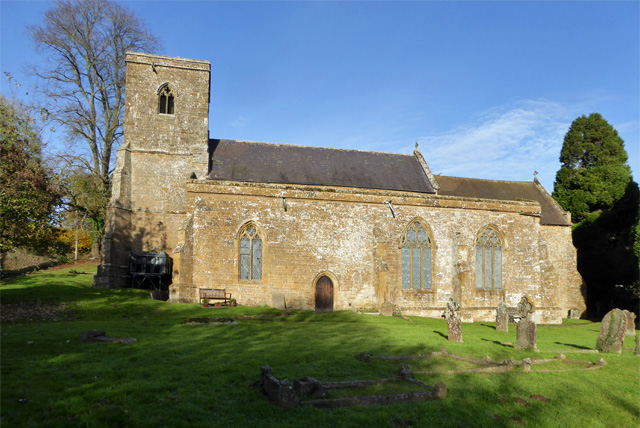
(95, 52, 211, 288)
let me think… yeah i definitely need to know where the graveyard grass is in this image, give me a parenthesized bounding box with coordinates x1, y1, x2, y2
(1, 264, 638, 428)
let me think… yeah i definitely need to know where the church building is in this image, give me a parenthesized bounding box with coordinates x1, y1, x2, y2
(94, 53, 586, 323)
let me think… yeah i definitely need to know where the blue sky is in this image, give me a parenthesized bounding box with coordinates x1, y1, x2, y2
(1, 1, 638, 192)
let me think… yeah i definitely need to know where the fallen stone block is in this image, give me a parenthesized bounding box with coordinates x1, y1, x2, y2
(81, 331, 137, 344)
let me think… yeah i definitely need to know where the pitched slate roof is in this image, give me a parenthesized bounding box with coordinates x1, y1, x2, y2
(207, 139, 436, 194)
(436, 175, 571, 226)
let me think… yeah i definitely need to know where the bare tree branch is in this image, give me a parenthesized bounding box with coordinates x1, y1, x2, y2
(29, 0, 159, 256)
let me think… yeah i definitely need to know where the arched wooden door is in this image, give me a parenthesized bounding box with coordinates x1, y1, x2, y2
(315, 275, 334, 311)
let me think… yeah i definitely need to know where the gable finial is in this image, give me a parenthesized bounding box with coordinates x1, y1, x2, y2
(415, 141, 419, 151)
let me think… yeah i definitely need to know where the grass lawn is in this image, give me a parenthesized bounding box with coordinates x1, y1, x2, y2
(1, 263, 639, 428)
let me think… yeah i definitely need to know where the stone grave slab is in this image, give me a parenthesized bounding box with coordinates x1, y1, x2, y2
(445, 298, 463, 343)
(496, 302, 509, 332)
(596, 309, 626, 353)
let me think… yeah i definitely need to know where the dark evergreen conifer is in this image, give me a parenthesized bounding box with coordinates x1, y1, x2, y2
(553, 113, 632, 222)
(553, 113, 639, 313)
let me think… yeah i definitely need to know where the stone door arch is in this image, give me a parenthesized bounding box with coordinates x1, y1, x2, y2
(315, 275, 334, 311)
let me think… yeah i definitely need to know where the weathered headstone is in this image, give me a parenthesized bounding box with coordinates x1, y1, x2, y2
(622, 310, 636, 336)
(568, 308, 580, 320)
(445, 297, 463, 343)
(272, 293, 286, 310)
(380, 301, 394, 317)
(515, 296, 537, 350)
(496, 302, 509, 332)
(596, 309, 627, 353)
(517, 296, 535, 322)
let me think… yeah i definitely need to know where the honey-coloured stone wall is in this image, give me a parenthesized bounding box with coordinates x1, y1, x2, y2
(170, 179, 582, 323)
(95, 53, 210, 288)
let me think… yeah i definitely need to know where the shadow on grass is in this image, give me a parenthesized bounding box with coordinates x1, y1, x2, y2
(2, 270, 638, 427)
(479, 323, 497, 330)
(0, 282, 151, 308)
(5, 308, 637, 428)
(553, 342, 592, 350)
(433, 330, 448, 340)
(480, 338, 513, 348)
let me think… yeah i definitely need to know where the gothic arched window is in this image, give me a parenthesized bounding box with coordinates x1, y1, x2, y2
(239, 223, 262, 281)
(475, 226, 503, 290)
(158, 84, 174, 114)
(401, 220, 433, 290)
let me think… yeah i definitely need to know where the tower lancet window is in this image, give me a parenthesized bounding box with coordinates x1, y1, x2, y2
(158, 84, 174, 114)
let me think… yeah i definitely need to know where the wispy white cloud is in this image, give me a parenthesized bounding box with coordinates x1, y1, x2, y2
(230, 116, 249, 128)
(416, 99, 585, 191)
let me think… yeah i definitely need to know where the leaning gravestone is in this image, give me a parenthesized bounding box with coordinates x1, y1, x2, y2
(445, 297, 463, 343)
(596, 309, 627, 353)
(622, 310, 636, 336)
(515, 296, 537, 350)
(496, 302, 509, 332)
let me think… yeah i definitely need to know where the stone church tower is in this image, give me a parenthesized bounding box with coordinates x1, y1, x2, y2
(95, 53, 210, 288)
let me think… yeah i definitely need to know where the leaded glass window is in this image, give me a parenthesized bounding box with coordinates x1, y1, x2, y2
(401, 221, 432, 290)
(239, 224, 262, 280)
(475, 227, 502, 290)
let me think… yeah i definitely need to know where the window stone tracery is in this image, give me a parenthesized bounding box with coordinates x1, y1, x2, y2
(401, 220, 433, 290)
(475, 226, 503, 290)
(239, 223, 262, 281)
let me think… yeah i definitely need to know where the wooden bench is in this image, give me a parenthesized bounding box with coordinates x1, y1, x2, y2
(199, 288, 232, 306)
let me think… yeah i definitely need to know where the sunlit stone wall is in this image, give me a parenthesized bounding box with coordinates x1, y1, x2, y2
(172, 179, 583, 323)
(95, 53, 210, 289)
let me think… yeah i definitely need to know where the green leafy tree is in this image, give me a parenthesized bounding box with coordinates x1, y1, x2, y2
(0, 94, 61, 255)
(29, 0, 159, 256)
(553, 113, 632, 222)
(553, 113, 639, 313)
(55, 164, 109, 253)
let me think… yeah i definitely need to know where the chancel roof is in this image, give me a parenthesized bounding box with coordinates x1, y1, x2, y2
(436, 175, 571, 226)
(207, 139, 436, 194)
